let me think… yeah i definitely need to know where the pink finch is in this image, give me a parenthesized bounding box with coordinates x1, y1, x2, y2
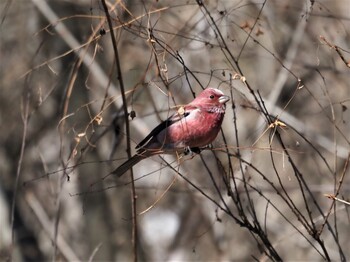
(112, 88, 230, 177)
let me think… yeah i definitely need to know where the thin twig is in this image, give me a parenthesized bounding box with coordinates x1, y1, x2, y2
(100, 1, 138, 261)
(320, 35, 350, 68)
(320, 154, 350, 233)
(25, 192, 80, 261)
(10, 79, 30, 262)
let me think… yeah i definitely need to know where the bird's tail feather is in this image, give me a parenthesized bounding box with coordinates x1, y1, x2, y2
(112, 153, 146, 177)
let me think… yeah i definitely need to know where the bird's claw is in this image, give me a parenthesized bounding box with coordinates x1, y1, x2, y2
(184, 144, 214, 155)
(184, 147, 201, 155)
(201, 144, 213, 150)
(190, 147, 201, 154)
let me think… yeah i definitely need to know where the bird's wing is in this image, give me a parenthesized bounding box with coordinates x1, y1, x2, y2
(135, 107, 195, 149)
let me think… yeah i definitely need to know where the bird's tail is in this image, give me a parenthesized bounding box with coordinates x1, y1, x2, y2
(112, 152, 147, 177)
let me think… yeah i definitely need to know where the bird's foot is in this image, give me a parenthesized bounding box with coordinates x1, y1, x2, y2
(184, 147, 201, 155)
(190, 147, 201, 154)
(200, 144, 213, 150)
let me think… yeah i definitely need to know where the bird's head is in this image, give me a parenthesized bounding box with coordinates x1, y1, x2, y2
(190, 88, 230, 113)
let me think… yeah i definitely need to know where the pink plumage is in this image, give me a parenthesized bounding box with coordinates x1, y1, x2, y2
(112, 88, 230, 177)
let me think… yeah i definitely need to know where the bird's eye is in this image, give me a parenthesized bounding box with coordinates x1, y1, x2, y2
(209, 95, 215, 99)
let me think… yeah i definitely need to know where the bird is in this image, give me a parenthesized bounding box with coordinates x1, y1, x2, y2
(112, 88, 230, 177)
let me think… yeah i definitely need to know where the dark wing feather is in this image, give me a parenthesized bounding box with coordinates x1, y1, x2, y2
(135, 111, 190, 149)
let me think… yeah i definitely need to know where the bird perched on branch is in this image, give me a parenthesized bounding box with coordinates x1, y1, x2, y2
(112, 88, 230, 177)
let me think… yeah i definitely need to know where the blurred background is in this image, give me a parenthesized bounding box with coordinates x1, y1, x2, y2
(1, 0, 349, 261)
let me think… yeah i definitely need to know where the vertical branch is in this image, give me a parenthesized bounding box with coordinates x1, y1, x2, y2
(100, 1, 138, 261)
(10, 80, 30, 261)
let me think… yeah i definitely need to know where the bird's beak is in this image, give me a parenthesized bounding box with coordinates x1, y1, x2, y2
(219, 95, 230, 104)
